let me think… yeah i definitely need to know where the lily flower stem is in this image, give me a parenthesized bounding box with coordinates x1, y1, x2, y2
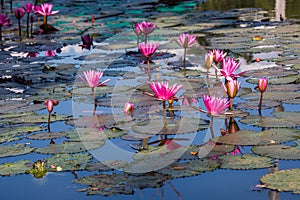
(137, 35, 139, 46)
(144, 35, 147, 44)
(30, 21, 33, 37)
(163, 101, 167, 124)
(209, 115, 215, 138)
(229, 98, 233, 111)
(10, 0, 12, 13)
(26, 13, 30, 38)
(0, 26, 2, 41)
(47, 113, 51, 132)
(17, 19, 22, 39)
(1, 0, 3, 9)
(258, 92, 263, 115)
(147, 59, 151, 81)
(142, 138, 149, 150)
(43, 15, 47, 25)
(183, 48, 187, 71)
(92, 87, 96, 115)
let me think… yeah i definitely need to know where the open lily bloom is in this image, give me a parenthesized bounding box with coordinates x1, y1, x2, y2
(138, 42, 159, 59)
(138, 21, 157, 37)
(257, 78, 268, 93)
(178, 33, 197, 49)
(202, 94, 230, 116)
(0, 14, 10, 26)
(219, 57, 245, 81)
(147, 81, 182, 101)
(209, 49, 227, 64)
(35, 3, 59, 16)
(78, 69, 110, 88)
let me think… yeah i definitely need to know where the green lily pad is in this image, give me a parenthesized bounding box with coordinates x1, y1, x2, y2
(240, 91, 300, 102)
(260, 168, 300, 194)
(242, 68, 298, 78)
(0, 160, 31, 176)
(0, 144, 35, 158)
(47, 153, 93, 171)
(26, 131, 67, 140)
(252, 145, 300, 160)
(75, 173, 134, 196)
(236, 100, 280, 110)
(158, 158, 220, 178)
(132, 117, 208, 135)
(180, 143, 235, 160)
(219, 154, 273, 170)
(247, 75, 300, 85)
(240, 115, 298, 128)
(283, 98, 300, 104)
(0, 125, 45, 144)
(273, 112, 300, 126)
(66, 127, 126, 142)
(85, 161, 112, 172)
(214, 129, 300, 146)
(35, 141, 104, 154)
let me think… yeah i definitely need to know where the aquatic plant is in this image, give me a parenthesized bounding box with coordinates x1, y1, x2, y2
(138, 42, 159, 80)
(123, 102, 134, 115)
(80, 34, 93, 50)
(177, 33, 196, 70)
(24, 2, 34, 38)
(223, 79, 240, 111)
(202, 94, 230, 116)
(45, 50, 56, 56)
(137, 21, 157, 43)
(208, 49, 227, 78)
(78, 69, 110, 110)
(219, 57, 245, 81)
(45, 99, 59, 132)
(34, 3, 59, 25)
(0, 14, 10, 41)
(132, 22, 142, 45)
(14, 7, 25, 38)
(256, 78, 268, 115)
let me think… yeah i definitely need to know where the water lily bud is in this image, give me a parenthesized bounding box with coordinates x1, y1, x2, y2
(123, 102, 134, 113)
(205, 53, 213, 68)
(45, 99, 59, 113)
(258, 78, 268, 93)
(224, 80, 240, 99)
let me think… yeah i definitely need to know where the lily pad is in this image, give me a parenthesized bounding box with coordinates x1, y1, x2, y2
(240, 115, 298, 128)
(26, 131, 67, 140)
(236, 100, 280, 110)
(214, 129, 300, 146)
(273, 112, 300, 126)
(219, 154, 273, 170)
(85, 161, 113, 172)
(35, 141, 104, 154)
(75, 173, 134, 196)
(158, 158, 220, 178)
(0, 160, 31, 176)
(242, 67, 298, 78)
(246, 75, 300, 85)
(260, 168, 300, 194)
(0, 144, 35, 158)
(240, 91, 300, 102)
(252, 145, 300, 160)
(132, 117, 208, 135)
(47, 153, 93, 171)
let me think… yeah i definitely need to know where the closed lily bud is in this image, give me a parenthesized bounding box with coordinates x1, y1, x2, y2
(45, 100, 59, 113)
(224, 80, 240, 99)
(205, 52, 213, 68)
(258, 78, 268, 93)
(123, 102, 134, 113)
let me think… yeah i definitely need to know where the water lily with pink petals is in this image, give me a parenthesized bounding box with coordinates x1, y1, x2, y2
(138, 42, 159, 59)
(35, 3, 59, 24)
(147, 81, 182, 102)
(211, 49, 227, 64)
(78, 69, 110, 103)
(80, 34, 93, 50)
(45, 50, 56, 57)
(14, 7, 25, 38)
(177, 33, 197, 70)
(132, 22, 142, 45)
(123, 102, 134, 114)
(202, 94, 230, 116)
(45, 99, 59, 132)
(219, 57, 245, 81)
(0, 14, 10, 40)
(137, 21, 157, 43)
(257, 77, 268, 115)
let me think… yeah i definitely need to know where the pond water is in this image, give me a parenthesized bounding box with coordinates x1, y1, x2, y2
(0, 0, 300, 200)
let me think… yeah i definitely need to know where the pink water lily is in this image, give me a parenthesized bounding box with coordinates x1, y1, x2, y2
(25, 2, 34, 13)
(14, 7, 25, 19)
(78, 69, 110, 88)
(138, 21, 157, 37)
(0, 14, 10, 40)
(219, 57, 245, 81)
(35, 3, 59, 16)
(257, 78, 268, 93)
(133, 22, 142, 36)
(210, 49, 227, 64)
(138, 42, 159, 59)
(123, 102, 134, 113)
(178, 33, 197, 49)
(202, 94, 230, 116)
(223, 79, 240, 99)
(45, 50, 56, 57)
(146, 81, 182, 101)
(80, 34, 93, 50)
(45, 99, 59, 113)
